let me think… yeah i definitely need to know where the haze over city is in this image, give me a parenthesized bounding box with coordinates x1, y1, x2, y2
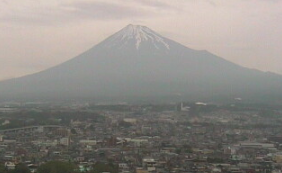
(1, 0, 282, 81)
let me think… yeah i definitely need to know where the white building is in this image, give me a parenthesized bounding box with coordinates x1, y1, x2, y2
(60, 137, 70, 146)
(5, 162, 16, 170)
(79, 140, 97, 146)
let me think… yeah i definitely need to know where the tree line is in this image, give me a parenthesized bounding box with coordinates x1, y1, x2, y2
(0, 161, 118, 173)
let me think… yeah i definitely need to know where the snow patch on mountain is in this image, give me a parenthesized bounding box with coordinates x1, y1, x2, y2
(106, 24, 170, 50)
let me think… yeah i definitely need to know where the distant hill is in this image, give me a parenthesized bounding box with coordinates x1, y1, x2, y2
(1, 24, 282, 102)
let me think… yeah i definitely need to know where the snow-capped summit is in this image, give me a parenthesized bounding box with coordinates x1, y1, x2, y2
(1, 24, 282, 102)
(105, 24, 170, 50)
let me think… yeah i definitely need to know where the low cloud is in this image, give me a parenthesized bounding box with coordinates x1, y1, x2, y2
(0, 0, 179, 26)
(133, 0, 177, 9)
(65, 1, 151, 20)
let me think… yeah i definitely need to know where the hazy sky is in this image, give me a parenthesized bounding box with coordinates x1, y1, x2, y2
(1, 0, 282, 81)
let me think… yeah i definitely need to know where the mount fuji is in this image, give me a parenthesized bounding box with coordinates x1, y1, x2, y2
(1, 24, 282, 102)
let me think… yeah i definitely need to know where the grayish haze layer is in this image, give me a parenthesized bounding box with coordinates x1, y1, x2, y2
(0, 0, 282, 81)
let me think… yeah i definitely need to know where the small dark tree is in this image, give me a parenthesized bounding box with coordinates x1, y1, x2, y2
(13, 163, 31, 173)
(0, 164, 7, 173)
(37, 161, 78, 173)
(90, 162, 118, 173)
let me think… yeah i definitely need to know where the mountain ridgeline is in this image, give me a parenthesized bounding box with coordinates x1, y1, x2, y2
(1, 24, 282, 102)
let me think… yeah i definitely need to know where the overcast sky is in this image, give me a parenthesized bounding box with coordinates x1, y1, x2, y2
(1, 0, 282, 81)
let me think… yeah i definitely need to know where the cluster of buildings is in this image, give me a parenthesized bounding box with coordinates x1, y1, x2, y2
(0, 103, 282, 173)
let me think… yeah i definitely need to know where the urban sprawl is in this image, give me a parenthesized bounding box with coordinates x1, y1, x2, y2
(0, 102, 282, 173)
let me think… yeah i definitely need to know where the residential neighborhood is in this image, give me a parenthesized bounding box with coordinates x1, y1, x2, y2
(0, 102, 282, 173)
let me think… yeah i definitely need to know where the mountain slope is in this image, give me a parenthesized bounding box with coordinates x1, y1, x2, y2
(1, 24, 282, 102)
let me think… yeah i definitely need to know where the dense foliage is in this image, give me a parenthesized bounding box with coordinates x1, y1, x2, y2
(37, 161, 78, 173)
(0, 163, 31, 173)
(90, 162, 118, 173)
